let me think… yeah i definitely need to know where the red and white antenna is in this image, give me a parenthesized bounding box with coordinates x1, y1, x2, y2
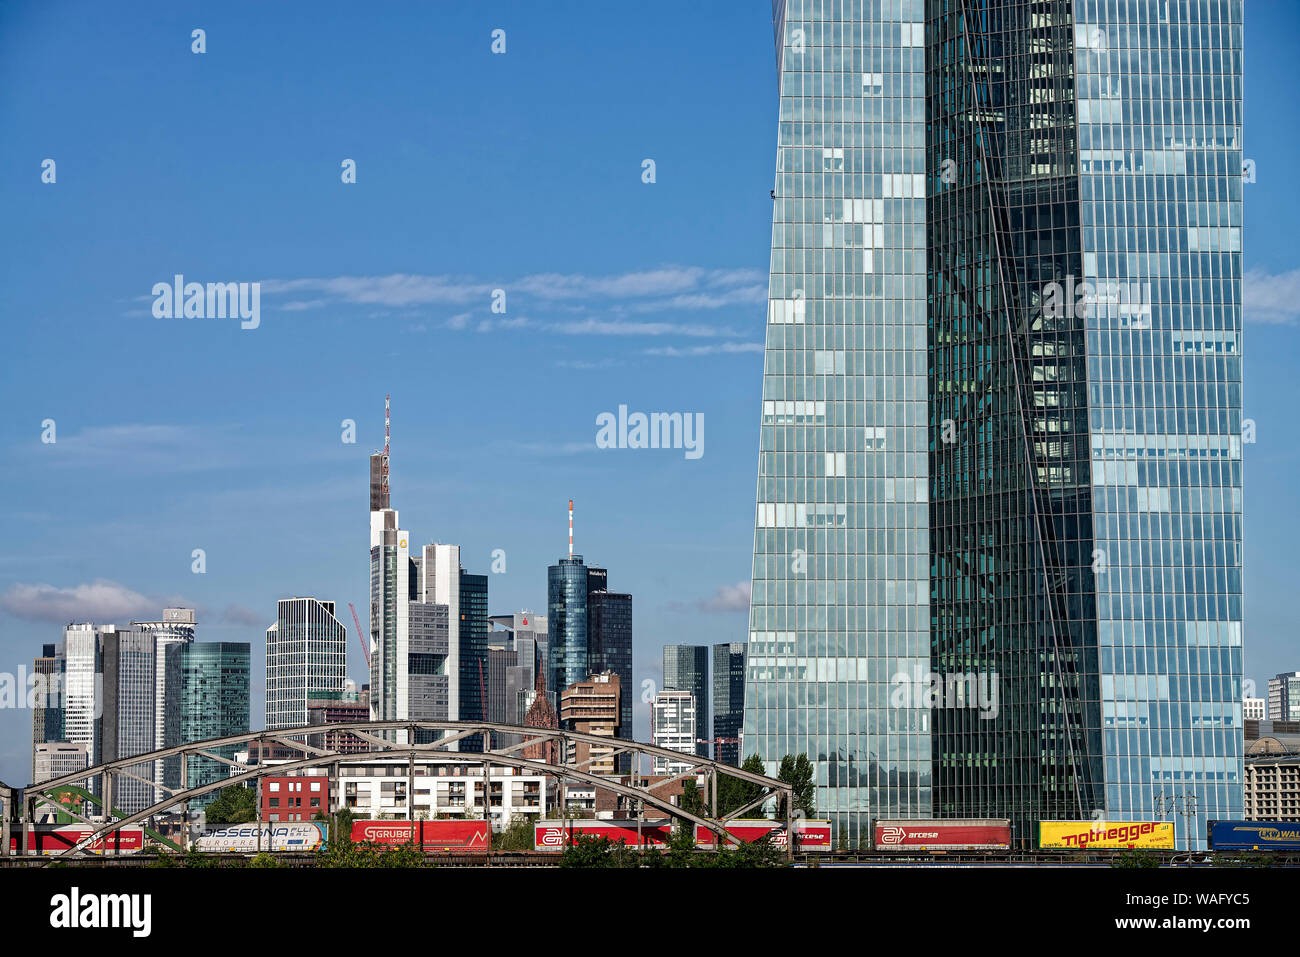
(382, 394, 390, 500)
(568, 498, 574, 558)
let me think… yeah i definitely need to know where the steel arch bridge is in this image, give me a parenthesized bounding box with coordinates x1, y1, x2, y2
(4, 721, 794, 861)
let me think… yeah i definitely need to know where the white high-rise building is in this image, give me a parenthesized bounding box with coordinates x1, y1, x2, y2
(265, 598, 347, 731)
(1245, 697, 1267, 721)
(62, 623, 101, 772)
(132, 607, 195, 798)
(651, 690, 697, 776)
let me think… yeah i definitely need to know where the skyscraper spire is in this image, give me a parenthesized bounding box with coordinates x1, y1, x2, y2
(568, 498, 574, 557)
(382, 393, 390, 501)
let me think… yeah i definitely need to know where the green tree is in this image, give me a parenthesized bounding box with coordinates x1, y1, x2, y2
(559, 833, 617, 868)
(664, 821, 698, 868)
(776, 753, 816, 819)
(1111, 849, 1160, 869)
(494, 814, 536, 852)
(249, 852, 282, 868)
(204, 786, 257, 826)
(717, 754, 767, 818)
(679, 779, 706, 817)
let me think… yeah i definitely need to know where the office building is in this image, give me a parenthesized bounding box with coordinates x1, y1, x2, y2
(745, 0, 1245, 849)
(262, 775, 331, 823)
(548, 506, 633, 771)
(32, 742, 88, 786)
(31, 644, 64, 782)
(307, 686, 370, 754)
(367, 402, 465, 742)
(62, 624, 102, 777)
(1245, 696, 1266, 721)
(132, 607, 195, 797)
(1269, 673, 1300, 722)
(100, 627, 155, 815)
(548, 554, 590, 697)
(560, 671, 621, 775)
(1244, 721, 1300, 822)
(588, 577, 632, 771)
(172, 642, 250, 809)
(713, 642, 746, 766)
(265, 598, 347, 731)
(406, 596, 451, 736)
(651, 690, 697, 776)
(459, 570, 490, 750)
(486, 645, 517, 726)
(663, 646, 709, 758)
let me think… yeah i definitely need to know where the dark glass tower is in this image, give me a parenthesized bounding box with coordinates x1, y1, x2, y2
(927, 0, 1104, 846)
(589, 576, 633, 772)
(548, 555, 590, 698)
(713, 642, 747, 766)
(748, 0, 1244, 850)
(174, 642, 250, 810)
(663, 645, 709, 757)
(458, 571, 490, 752)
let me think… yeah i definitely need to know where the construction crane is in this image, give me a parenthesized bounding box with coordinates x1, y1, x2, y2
(348, 602, 371, 669)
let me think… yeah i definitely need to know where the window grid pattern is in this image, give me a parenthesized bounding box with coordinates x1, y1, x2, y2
(745, 0, 933, 845)
(1076, 0, 1245, 850)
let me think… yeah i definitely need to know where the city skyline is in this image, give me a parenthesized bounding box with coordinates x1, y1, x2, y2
(0, 0, 1296, 806)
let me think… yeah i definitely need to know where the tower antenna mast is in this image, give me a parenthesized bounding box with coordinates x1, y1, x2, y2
(382, 394, 390, 500)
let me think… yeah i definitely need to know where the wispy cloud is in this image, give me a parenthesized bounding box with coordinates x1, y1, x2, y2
(697, 581, 751, 613)
(261, 266, 764, 316)
(35, 424, 209, 470)
(645, 342, 764, 357)
(220, 604, 266, 626)
(1246, 268, 1300, 324)
(0, 580, 190, 624)
(549, 318, 743, 338)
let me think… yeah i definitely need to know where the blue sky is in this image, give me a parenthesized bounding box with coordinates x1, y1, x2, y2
(0, 1, 1296, 786)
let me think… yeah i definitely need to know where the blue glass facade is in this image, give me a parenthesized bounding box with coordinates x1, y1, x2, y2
(745, 0, 933, 843)
(176, 642, 250, 810)
(548, 555, 589, 699)
(1075, 0, 1245, 849)
(747, 0, 1243, 849)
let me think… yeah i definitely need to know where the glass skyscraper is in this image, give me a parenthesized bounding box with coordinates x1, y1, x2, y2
(713, 642, 747, 766)
(746, 0, 1244, 850)
(663, 645, 710, 757)
(265, 597, 347, 731)
(172, 642, 250, 810)
(745, 0, 933, 842)
(548, 555, 590, 697)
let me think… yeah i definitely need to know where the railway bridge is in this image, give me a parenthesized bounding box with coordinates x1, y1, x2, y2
(2, 720, 794, 861)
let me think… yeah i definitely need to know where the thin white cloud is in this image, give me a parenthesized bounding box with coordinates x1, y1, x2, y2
(0, 580, 188, 624)
(260, 266, 766, 315)
(220, 604, 266, 626)
(550, 318, 741, 338)
(1246, 268, 1300, 324)
(645, 342, 764, 357)
(697, 581, 751, 613)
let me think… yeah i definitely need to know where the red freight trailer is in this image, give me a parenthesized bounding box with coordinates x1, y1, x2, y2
(352, 820, 488, 851)
(873, 819, 1012, 851)
(534, 821, 673, 849)
(534, 819, 832, 851)
(693, 820, 833, 851)
(9, 826, 146, 855)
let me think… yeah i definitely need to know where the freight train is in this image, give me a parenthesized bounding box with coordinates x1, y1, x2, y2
(533, 819, 833, 851)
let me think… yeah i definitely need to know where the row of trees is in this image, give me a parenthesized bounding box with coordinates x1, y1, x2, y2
(678, 753, 816, 821)
(559, 826, 783, 868)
